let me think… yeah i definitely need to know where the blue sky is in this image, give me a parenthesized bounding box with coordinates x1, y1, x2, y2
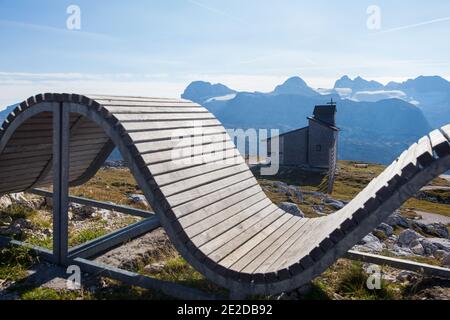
(0, 0, 449, 107)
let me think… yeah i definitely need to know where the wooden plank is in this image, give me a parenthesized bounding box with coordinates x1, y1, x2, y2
(0, 162, 48, 178)
(87, 95, 192, 103)
(161, 163, 250, 197)
(182, 190, 268, 235)
(0, 171, 41, 186)
(135, 133, 230, 154)
(114, 113, 216, 122)
(189, 197, 274, 246)
(104, 107, 206, 114)
(121, 119, 221, 132)
(232, 216, 299, 272)
(203, 207, 283, 261)
(149, 148, 240, 176)
(141, 140, 236, 166)
(414, 136, 433, 166)
(0, 155, 52, 167)
(272, 218, 328, 270)
(155, 156, 244, 187)
(220, 214, 294, 269)
(2, 143, 53, 155)
(101, 101, 201, 108)
(429, 129, 450, 157)
(11, 131, 52, 139)
(128, 126, 225, 143)
(172, 176, 258, 219)
(7, 136, 53, 145)
(167, 170, 255, 207)
(441, 124, 450, 140)
(70, 137, 109, 147)
(248, 219, 311, 274)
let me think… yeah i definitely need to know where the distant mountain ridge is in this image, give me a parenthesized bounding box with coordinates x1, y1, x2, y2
(182, 76, 434, 164)
(332, 75, 450, 128)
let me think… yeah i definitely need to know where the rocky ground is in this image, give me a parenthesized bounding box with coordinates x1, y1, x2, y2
(0, 161, 449, 300)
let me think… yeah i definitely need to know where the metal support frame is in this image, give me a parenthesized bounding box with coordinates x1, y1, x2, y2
(52, 102, 70, 265)
(1, 103, 448, 299)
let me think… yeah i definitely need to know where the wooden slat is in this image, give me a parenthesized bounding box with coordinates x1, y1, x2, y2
(248, 219, 311, 274)
(190, 197, 274, 246)
(199, 205, 280, 258)
(183, 189, 268, 235)
(155, 156, 244, 187)
(128, 126, 225, 143)
(167, 170, 255, 207)
(135, 133, 230, 154)
(220, 214, 295, 269)
(104, 107, 206, 114)
(121, 119, 221, 132)
(442, 125, 450, 140)
(161, 163, 250, 197)
(149, 148, 240, 176)
(172, 176, 258, 219)
(114, 113, 216, 122)
(141, 140, 236, 166)
(0, 155, 52, 167)
(232, 217, 300, 272)
(429, 129, 450, 157)
(100, 101, 201, 107)
(271, 218, 327, 271)
(88, 95, 191, 103)
(203, 207, 284, 262)
(414, 136, 433, 166)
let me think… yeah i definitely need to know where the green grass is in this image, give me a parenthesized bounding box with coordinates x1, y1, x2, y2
(335, 262, 400, 300)
(69, 228, 108, 247)
(149, 257, 227, 297)
(0, 204, 37, 220)
(403, 198, 450, 217)
(20, 287, 90, 300)
(0, 246, 35, 282)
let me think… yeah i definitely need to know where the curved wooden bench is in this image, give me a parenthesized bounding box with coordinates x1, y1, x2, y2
(0, 93, 449, 296)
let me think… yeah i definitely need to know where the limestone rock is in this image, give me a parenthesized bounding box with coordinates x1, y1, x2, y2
(398, 229, 422, 247)
(278, 202, 304, 218)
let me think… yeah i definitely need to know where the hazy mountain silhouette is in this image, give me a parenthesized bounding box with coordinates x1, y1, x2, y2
(333, 75, 450, 128)
(272, 76, 319, 97)
(181, 81, 236, 104)
(185, 77, 432, 164)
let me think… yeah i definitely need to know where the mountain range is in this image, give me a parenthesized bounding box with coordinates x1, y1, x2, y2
(0, 75, 447, 165)
(182, 76, 450, 164)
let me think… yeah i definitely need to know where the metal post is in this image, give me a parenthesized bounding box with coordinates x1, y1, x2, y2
(52, 102, 70, 265)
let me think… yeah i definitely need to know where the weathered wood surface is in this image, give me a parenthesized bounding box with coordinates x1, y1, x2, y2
(0, 93, 449, 296)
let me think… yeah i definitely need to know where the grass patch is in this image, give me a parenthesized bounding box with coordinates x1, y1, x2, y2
(335, 262, 400, 300)
(150, 257, 227, 297)
(402, 198, 450, 217)
(69, 228, 108, 247)
(0, 204, 37, 220)
(68, 168, 151, 211)
(0, 246, 35, 282)
(20, 287, 89, 300)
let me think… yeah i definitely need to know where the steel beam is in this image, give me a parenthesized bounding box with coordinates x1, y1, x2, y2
(345, 250, 450, 278)
(30, 188, 154, 219)
(68, 217, 161, 259)
(52, 102, 70, 265)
